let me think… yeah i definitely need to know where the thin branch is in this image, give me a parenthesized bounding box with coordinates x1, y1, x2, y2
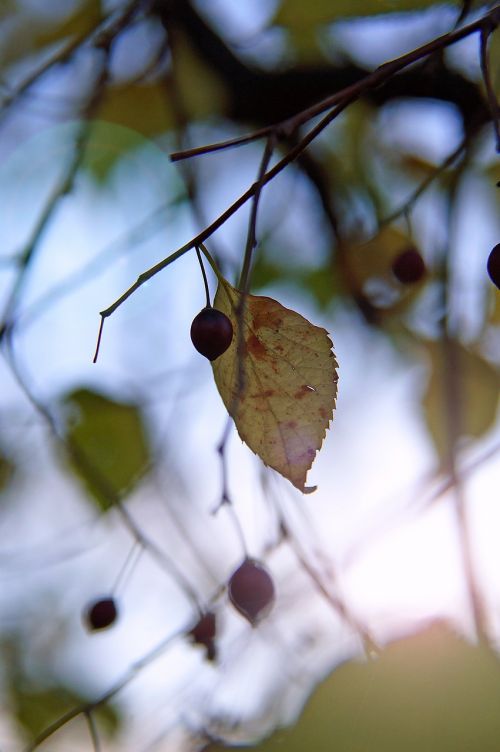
(0, 0, 146, 124)
(479, 24, 500, 152)
(21, 201, 175, 332)
(0, 52, 110, 341)
(280, 516, 379, 657)
(170, 125, 276, 162)
(95, 95, 351, 345)
(3, 331, 203, 611)
(379, 136, 468, 228)
(96, 7, 500, 337)
(84, 711, 101, 752)
(169, 8, 500, 163)
(238, 135, 276, 293)
(23, 625, 186, 752)
(215, 417, 233, 508)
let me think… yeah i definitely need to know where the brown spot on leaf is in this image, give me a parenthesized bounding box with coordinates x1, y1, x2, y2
(246, 333, 267, 360)
(318, 407, 328, 420)
(251, 389, 275, 400)
(294, 385, 315, 399)
(250, 299, 283, 332)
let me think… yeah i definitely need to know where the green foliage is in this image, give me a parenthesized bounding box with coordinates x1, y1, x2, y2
(274, 0, 445, 27)
(209, 623, 500, 752)
(422, 340, 500, 463)
(97, 83, 174, 140)
(62, 387, 151, 511)
(82, 120, 167, 183)
(0, 0, 102, 70)
(11, 684, 119, 740)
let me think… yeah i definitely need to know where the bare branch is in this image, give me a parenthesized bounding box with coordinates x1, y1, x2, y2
(169, 8, 500, 163)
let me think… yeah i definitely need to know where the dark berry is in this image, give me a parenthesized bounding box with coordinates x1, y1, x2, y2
(487, 243, 500, 289)
(190, 307, 233, 361)
(189, 611, 217, 661)
(228, 558, 275, 625)
(391, 248, 426, 284)
(84, 597, 118, 631)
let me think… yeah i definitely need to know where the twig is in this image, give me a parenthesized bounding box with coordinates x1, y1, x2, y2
(479, 24, 500, 152)
(442, 335, 489, 644)
(2, 331, 203, 611)
(95, 7, 500, 349)
(215, 417, 233, 508)
(280, 517, 379, 657)
(170, 125, 276, 162)
(214, 417, 248, 555)
(0, 0, 147, 124)
(93, 95, 352, 358)
(170, 8, 500, 163)
(0, 51, 110, 341)
(379, 137, 468, 228)
(239, 135, 276, 293)
(84, 710, 101, 752)
(19, 201, 176, 331)
(23, 625, 186, 752)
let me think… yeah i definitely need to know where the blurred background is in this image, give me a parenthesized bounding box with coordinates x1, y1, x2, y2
(0, 1, 499, 750)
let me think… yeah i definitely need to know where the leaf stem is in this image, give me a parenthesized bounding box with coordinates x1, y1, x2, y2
(195, 246, 211, 307)
(239, 135, 275, 293)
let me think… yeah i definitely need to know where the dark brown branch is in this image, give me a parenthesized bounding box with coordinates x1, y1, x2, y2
(169, 7, 499, 163)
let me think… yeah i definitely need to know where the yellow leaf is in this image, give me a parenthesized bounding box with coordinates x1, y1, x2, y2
(348, 226, 412, 285)
(212, 282, 338, 493)
(35, 0, 102, 48)
(274, 0, 444, 28)
(97, 83, 174, 137)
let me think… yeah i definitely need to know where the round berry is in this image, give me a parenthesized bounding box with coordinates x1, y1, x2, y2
(228, 558, 275, 625)
(189, 611, 217, 661)
(190, 307, 233, 361)
(391, 248, 426, 284)
(487, 243, 500, 289)
(84, 597, 118, 631)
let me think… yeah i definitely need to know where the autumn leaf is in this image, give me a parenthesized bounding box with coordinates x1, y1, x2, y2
(212, 281, 338, 493)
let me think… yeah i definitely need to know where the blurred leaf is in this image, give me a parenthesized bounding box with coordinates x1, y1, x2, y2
(62, 388, 151, 511)
(82, 119, 168, 182)
(348, 226, 412, 285)
(274, 0, 446, 27)
(251, 257, 337, 309)
(208, 622, 500, 752)
(422, 340, 500, 461)
(486, 27, 500, 94)
(11, 683, 119, 740)
(0, 1, 102, 70)
(89, 87, 173, 180)
(97, 82, 174, 137)
(212, 281, 338, 493)
(172, 31, 229, 119)
(396, 152, 439, 179)
(35, 0, 102, 47)
(303, 266, 338, 309)
(0, 452, 14, 491)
